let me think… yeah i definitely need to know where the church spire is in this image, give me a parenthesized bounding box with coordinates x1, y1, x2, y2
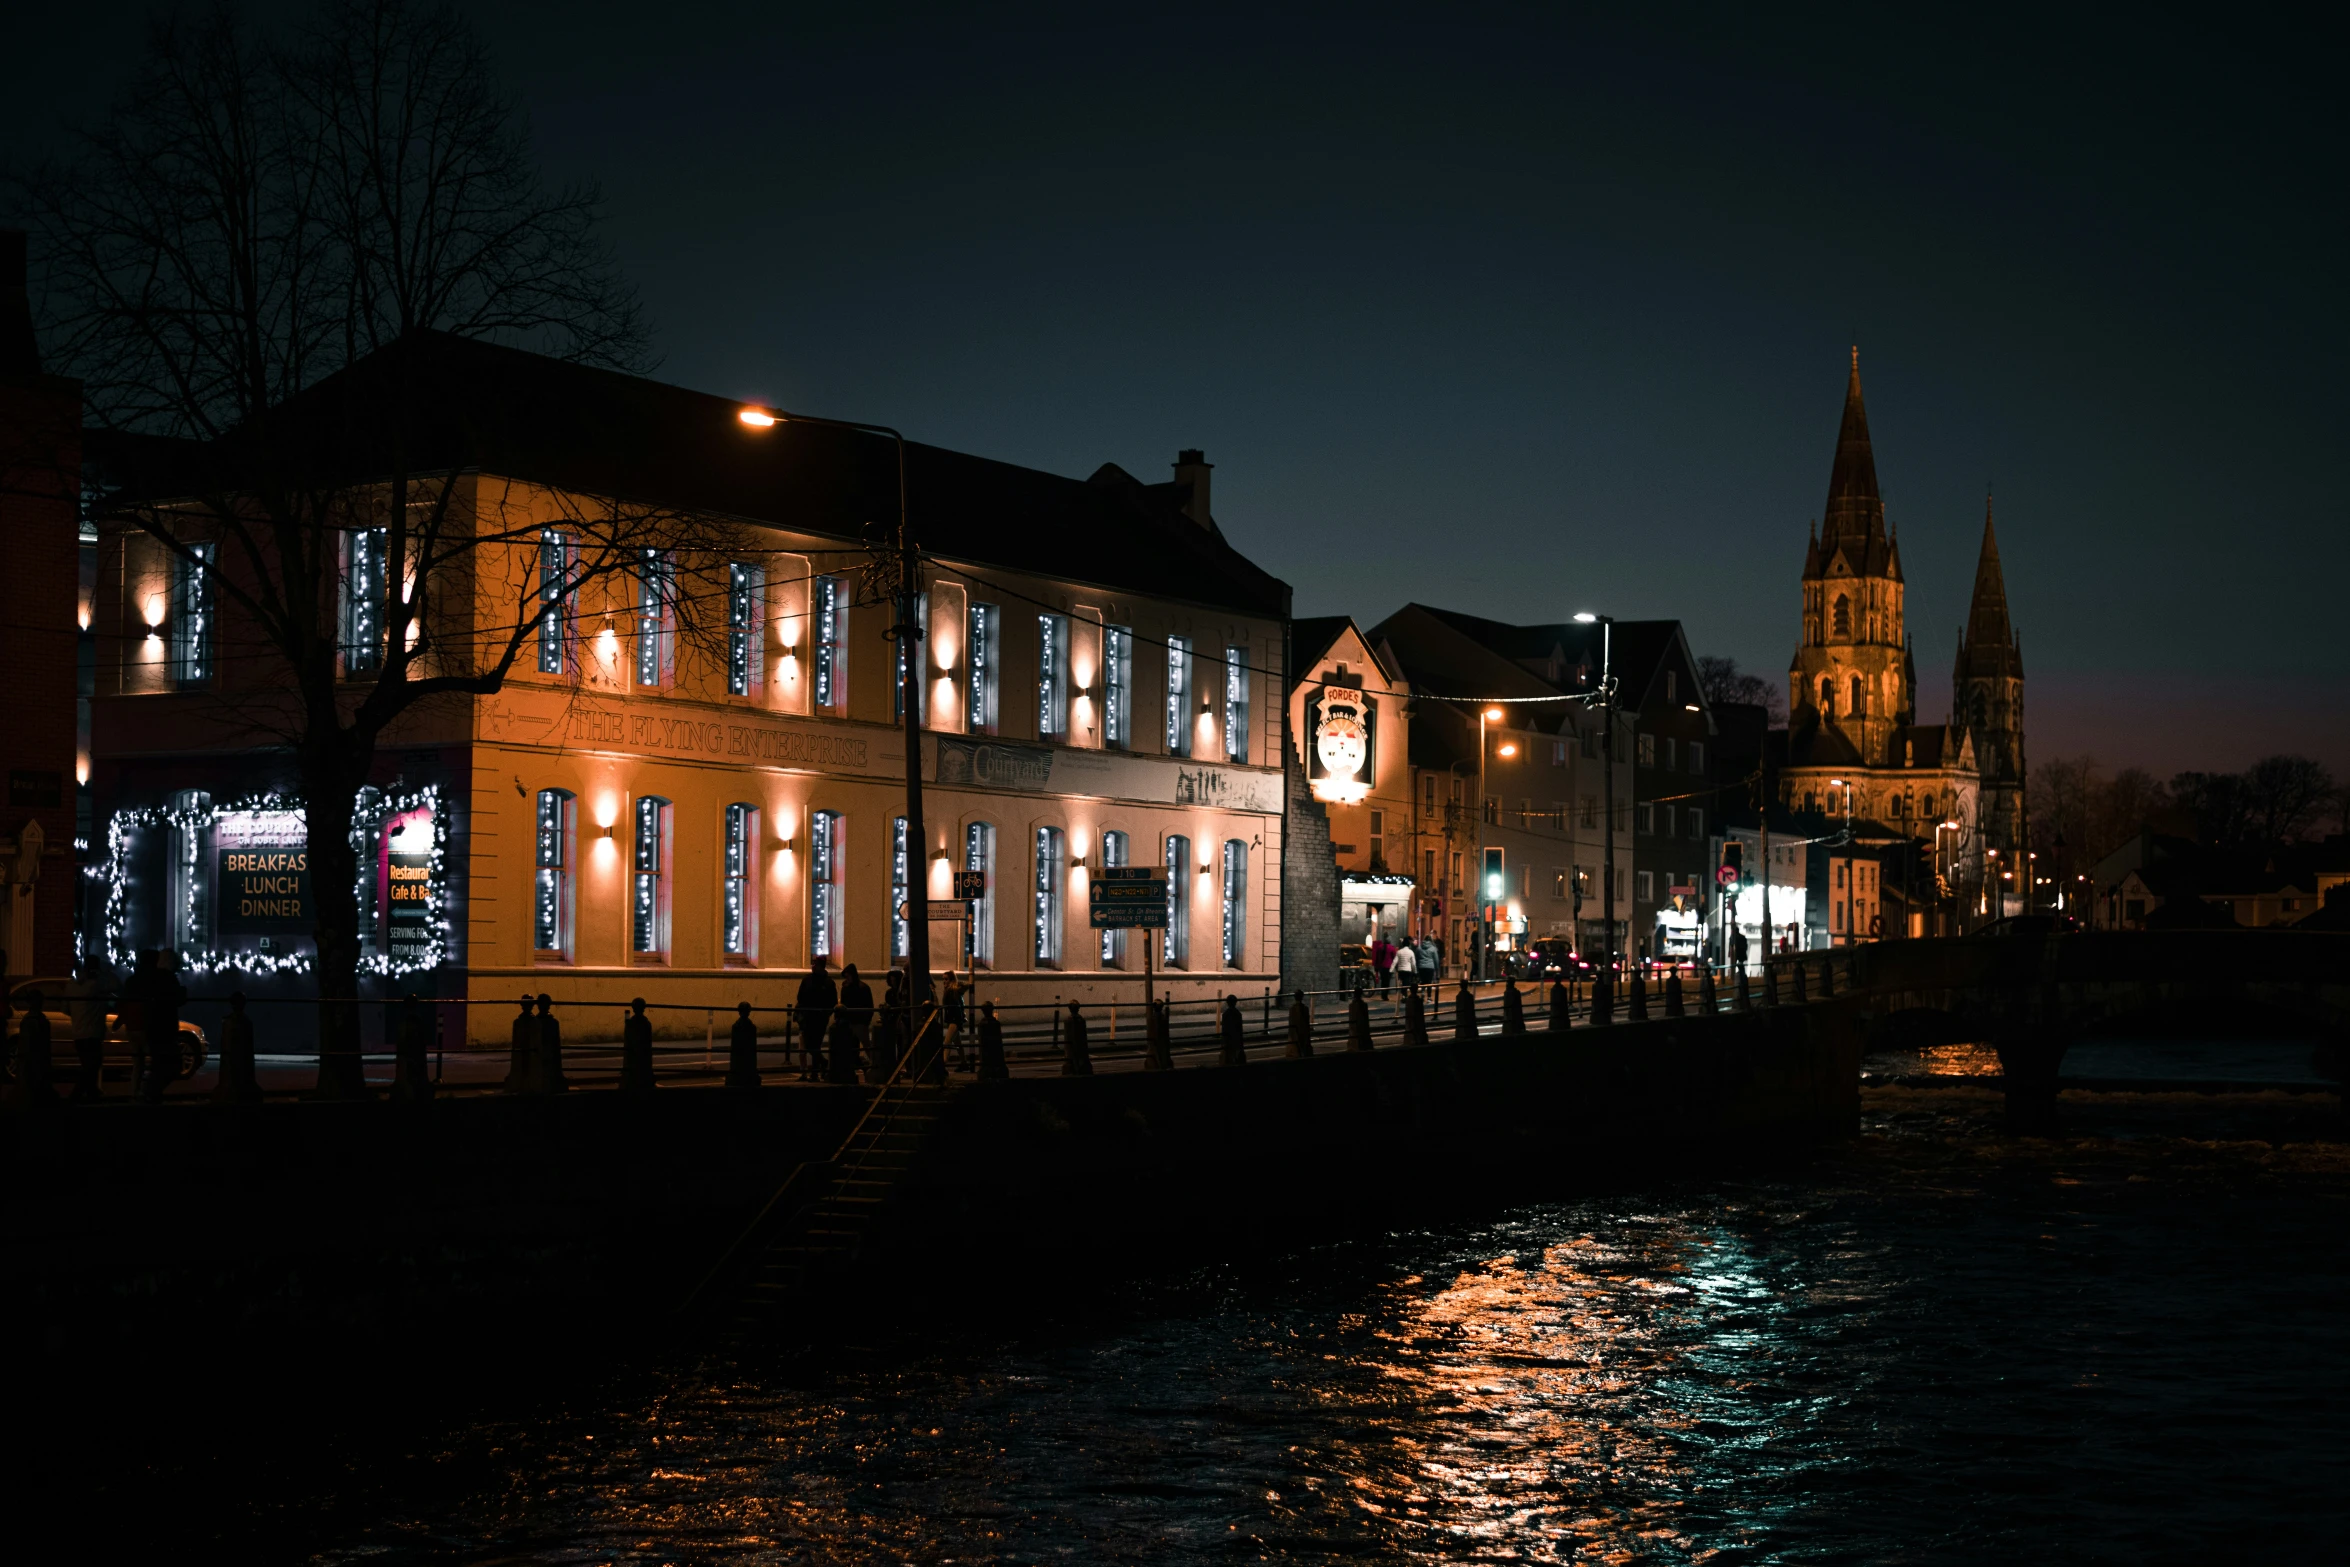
(1964, 493, 2014, 653)
(1822, 345, 1884, 546)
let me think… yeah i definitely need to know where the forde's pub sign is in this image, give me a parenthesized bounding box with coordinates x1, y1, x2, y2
(1307, 683, 1375, 805)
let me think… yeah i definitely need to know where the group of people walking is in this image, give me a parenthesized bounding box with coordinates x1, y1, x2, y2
(1362, 932, 1441, 995)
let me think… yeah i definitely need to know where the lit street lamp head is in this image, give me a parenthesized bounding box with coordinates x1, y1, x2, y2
(1572, 612, 1597, 624)
(737, 407, 779, 427)
(1483, 707, 1505, 722)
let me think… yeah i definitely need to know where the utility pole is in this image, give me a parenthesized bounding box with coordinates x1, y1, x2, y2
(1575, 612, 1618, 977)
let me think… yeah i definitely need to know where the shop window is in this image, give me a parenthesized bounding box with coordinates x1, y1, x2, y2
(893, 592, 930, 723)
(724, 803, 759, 960)
(814, 576, 848, 711)
(1103, 625, 1134, 747)
(892, 816, 910, 961)
(810, 810, 844, 960)
(727, 563, 764, 696)
(536, 530, 570, 674)
(632, 551, 674, 689)
(964, 822, 996, 967)
(533, 789, 574, 960)
(169, 541, 216, 688)
(1221, 839, 1247, 967)
(1037, 613, 1069, 741)
(631, 796, 672, 958)
(1034, 826, 1064, 967)
(341, 528, 386, 675)
(1164, 637, 1192, 756)
(966, 603, 1000, 733)
(1099, 829, 1129, 964)
(1163, 833, 1191, 965)
(1223, 645, 1250, 762)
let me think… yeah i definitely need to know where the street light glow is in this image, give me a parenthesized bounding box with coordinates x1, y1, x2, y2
(737, 407, 778, 427)
(1572, 612, 1597, 623)
(1483, 707, 1504, 721)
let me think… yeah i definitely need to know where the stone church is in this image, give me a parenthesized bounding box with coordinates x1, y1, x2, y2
(1780, 351, 2026, 877)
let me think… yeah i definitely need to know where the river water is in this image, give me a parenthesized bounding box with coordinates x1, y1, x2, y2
(68, 1065, 2350, 1563)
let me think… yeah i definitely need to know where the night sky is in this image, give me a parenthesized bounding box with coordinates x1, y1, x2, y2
(10, 5, 2343, 775)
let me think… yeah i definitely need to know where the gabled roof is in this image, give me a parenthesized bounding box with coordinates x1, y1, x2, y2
(99, 331, 1291, 619)
(1290, 616, 1403, 690)
(1397, 604, 1702, 720)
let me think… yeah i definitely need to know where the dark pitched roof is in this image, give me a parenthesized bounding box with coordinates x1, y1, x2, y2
(1399, 604, 1698, 717)
(104, 331, 1291, 619)
(1784, 709, 1864, 768)
(1290, 616, 1358, 675)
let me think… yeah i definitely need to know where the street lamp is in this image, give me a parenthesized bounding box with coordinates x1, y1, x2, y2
(1573, 612, 1618, 975)
(738, 403, 932, 1005)
(1478, 704, 1504, 979)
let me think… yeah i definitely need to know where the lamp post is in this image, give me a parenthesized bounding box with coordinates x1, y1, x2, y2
(737, 404, 932, 1003)
(1573, 613, 1617, 977)
(1477, 704, 1504, 979)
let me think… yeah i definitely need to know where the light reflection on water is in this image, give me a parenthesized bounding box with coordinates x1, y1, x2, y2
(299, 1092, 2347, 1563)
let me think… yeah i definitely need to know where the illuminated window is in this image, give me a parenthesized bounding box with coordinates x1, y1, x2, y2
(1163, 833, 1191, 965)
(1223, 645, 1250, 762)
(635, 551, 674, 688)
(1099, 829, 1129, 965)
(536, 530, 570, 674)
(169, 541, 215, 688)
(894, 592, 929, 723)
(533, 789, 574, 959)
(341, 528, 386, 674)
(1034, 826, 1064, 967)
(810, 810, 844, 959)
(724, 803, 759, 959)
(727, 563, 764, 696)
(1221, 839, 1247, 967)
(967, 603, 999, 733)
(892, 815, 910, 961)
(965, 822, 996, 967)
(814, 576, 847, 711)
(1165, 637, 1192, 756)
(1037, 613, 1069, 740)
(1103, 625, 1134, 748)
(631, 796, 672, 958)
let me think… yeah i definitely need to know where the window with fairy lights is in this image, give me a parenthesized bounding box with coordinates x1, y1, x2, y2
(726, 563, 765, 696)
(534, 788, 575, 961)
(1098, 829, 1128, 965)
(631, 796, 672, 959)
(810, 810, 844, 960)
(724, 802, 759, 961)
(536, 531, 571, 674)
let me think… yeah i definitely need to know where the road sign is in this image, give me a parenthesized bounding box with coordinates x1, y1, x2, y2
(1717, 865, 1740, 886)
(899, 901, 971, 921)
(1089, 867, 1168, 929)
(952, 870, 986, 900)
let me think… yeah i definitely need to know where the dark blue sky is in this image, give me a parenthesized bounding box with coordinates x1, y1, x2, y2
(12, 4, 2344, 774)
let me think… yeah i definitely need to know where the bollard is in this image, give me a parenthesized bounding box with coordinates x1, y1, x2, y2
(1347, 991, 1374, 1052)
(1403, 987, 1430, 1047)
(725, 1002, 763, 1091)
(391, 993, 434, 1103)
(68, 981, 103, 1102)
(1791, 962, 1809, 1006)
(1452, 980, 1477, 1044)
(1062, 1000, 1094, 1075)
(620, 998, 656, 1093)
(1221, 996, 1249, 1067)
(1818, 955, 1835, 998)
(1699, 965, 1718, 1014)
(1285, 993, 1313, 1059)
(1548, 981, 1569, 1032)
(504, 995, 536, 1091)
(1590, 972, 1614, 1026)
(210, 990, 261, 1104)
(535, 994, 569, 1092)
(9, 990, 54, 1105)
(977, 1000, 1009, 1080)
(1145, 996, 1175, 1069)
(1735, 963, 1753, 1012)
(1665, 971, 1685, 1018)
(1628, 972, 1649, 1022)
(1501, 982, 1526, 1036)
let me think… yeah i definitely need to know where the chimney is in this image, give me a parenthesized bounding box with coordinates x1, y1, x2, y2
(1172, 448, 1212, 529)
(0, 229, 42, 378)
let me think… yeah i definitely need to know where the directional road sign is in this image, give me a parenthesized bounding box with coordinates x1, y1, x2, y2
(1090, 865, 1169, 929)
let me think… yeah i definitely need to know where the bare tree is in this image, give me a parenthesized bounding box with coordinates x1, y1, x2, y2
(12, 1, 734, 1095)
(2241, 754, 2336, 844)
(2032, 755, 2179, 868)
(1697, 655, 1785, 724)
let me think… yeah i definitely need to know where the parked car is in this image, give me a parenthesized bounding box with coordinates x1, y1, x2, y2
(1524, 938, 1594, 980)
(5, 978, 210, 1082)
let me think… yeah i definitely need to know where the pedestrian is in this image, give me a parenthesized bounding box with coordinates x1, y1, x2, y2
(871, 970, 906, 1083)
(794, 955, 836, 1080)
(1730, 927, 1748, 971)
(1393, 938, 1419, 997)
(620, 998, 655, 1093)
(504, 994, 536, 1092)
(1417, 934, 1441, 983)
(139, 951, 187, 1104)
(535, 994, 568, 1092)
(9, 989, 53, 1105)
(976, 999, 1008, 1080)
(1220, 995, 1249, 1066)
(1061, 999, 1092, 1075)
(66, 978, 104, 1101)
(726, 1001, 761, 1091)
(1371, 934, 1395, 992)
(839, 962, 874, 1073)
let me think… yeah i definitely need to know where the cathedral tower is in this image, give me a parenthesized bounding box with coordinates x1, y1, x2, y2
(1789, 348, 1914, 767)
(1955, 498, 2027, 853)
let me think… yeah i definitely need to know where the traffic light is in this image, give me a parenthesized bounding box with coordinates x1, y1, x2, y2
(1481, 846, 1505, 904)
(1721, 841, 1745, 881)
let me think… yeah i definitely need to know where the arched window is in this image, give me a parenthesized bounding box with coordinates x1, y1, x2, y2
(1832, 595, 1850, 636)
(1819, 676, 1835, 711)
(1850, 675, 1866, 716)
